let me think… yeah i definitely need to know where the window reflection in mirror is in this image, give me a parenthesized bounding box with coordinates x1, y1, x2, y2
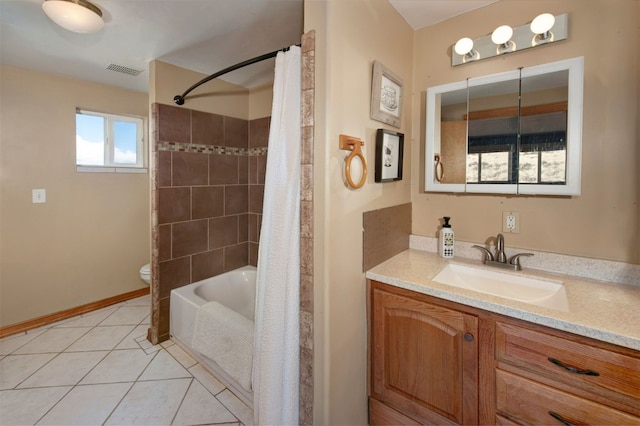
(519, 69, 569, 185)
(466, 77, 520, 185)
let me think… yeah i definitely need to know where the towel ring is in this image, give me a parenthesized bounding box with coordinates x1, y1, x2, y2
(339, 134, 368, 189)
(434, 154, 445, 182)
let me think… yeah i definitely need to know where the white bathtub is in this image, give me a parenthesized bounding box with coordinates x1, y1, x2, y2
(170, 265, 256, 406)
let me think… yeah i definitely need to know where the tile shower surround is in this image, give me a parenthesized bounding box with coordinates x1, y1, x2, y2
(152, 103, 269, 341)
(150, 31, 316, 424)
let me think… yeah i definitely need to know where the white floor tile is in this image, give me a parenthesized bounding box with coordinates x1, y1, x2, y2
(105, 378, 191, 425)
(65, 325, 134, 352)
(136, 334, 161, 353)
(139, 349, 191, 381)
(161, 339, 175, 349)
(80, 349, 155, 385)
(0, 330, 46, 355)
(172, 379, 237, 425)
(1, 300, 263, 426)
(14, 327, 91, 354)
(101, 306, 151, 326)
(53, 308, 118, 328)
(36, 382, 132, 425)
(217, 389, 254, 426)
(166, 343, 197, 369)
(0, 386, 71, 425)
(0, 353, 57, 390)
(188, 364, 226, 396)
(115, 325, 149, 350)
(18, 351, 108, 388)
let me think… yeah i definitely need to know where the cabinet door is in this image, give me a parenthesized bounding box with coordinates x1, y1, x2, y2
(440, 121, 467, 184)
(371, 286, 478, 425)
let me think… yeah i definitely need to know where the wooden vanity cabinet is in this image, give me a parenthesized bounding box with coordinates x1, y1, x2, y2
(368, 280, 640, 425)
(495, 321, 640, 425)
(369, 281, 481, 425)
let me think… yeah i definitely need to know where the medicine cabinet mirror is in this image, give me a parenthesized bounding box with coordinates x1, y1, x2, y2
(425, 56, 584, 195)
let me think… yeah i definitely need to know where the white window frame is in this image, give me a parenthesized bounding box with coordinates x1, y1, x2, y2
(76, 109, 147, 173)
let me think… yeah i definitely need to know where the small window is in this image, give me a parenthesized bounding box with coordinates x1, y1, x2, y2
(76, 109, 145, 172)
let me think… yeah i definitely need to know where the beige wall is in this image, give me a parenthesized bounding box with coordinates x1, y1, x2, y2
(412, 0, 639, 263)
(307, 0, 639, 422)
(149, 59, 273, 118)
(249, 82, 274, 119)
(0, 65, 150, 327)
(150, 60, 250, 118)
(306, 0, 414, 423)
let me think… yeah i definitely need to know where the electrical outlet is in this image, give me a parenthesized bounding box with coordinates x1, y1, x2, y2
(502, 211, 520, 233)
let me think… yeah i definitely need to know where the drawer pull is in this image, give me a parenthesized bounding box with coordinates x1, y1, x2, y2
(548, 410, 583, 426)
(547, 357, 600, 376)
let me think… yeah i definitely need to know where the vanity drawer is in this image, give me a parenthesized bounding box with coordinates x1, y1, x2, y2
(495, 322, 640, 402)
(496, 370, 640, 425)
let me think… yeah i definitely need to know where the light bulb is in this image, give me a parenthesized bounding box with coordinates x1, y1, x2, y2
(530, 13, 555, 35)
(491, 25, 513, 45)
(454, 38, 474, 56)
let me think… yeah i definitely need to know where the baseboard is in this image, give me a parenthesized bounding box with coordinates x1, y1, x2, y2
(0, 287, 150, 339)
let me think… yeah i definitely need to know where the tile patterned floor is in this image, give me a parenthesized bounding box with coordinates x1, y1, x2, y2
(0, 295, 254, 425)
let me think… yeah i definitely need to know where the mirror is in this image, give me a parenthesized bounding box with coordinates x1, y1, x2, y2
(466, 70, 521, 194)
(425, 57, 584, 195)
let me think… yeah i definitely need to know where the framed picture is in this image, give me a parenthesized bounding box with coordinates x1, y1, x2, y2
(375, 129, 404, 182)
(370, 60, 403, 128)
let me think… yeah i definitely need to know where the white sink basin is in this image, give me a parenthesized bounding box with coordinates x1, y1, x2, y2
(433, 263, 569, 311)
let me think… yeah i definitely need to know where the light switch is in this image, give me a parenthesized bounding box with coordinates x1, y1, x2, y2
(32, 189, 46, 204)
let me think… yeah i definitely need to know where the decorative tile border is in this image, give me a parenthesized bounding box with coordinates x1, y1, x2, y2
(410, 235, 640, 286)
(158, 141, 268, 156)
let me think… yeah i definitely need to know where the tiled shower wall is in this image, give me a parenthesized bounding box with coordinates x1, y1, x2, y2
(150, 103, 269, 342)
(148, 31, 315, 423)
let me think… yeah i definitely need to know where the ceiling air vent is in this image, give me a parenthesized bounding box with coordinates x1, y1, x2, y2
(106, 63, 144, 76)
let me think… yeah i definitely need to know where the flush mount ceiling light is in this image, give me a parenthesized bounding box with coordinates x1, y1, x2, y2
(42, 0, 104, 34)
(452, 13, 568, 67)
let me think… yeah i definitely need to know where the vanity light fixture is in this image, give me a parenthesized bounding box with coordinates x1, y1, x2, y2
(491, 25, 514, 53)
(454, 37, 476, 62)
(42, 0, 104, 34)
(530, 13, 556, 43)
(452, 13, 567, 66)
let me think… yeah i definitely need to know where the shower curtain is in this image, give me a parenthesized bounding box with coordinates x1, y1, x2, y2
(253, 45, 301, 425)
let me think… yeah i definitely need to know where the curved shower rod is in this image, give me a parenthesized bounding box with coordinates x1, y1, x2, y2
(173, 44, 301, 105)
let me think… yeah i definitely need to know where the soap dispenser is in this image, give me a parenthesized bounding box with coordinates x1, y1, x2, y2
(439, 216, 455, 258)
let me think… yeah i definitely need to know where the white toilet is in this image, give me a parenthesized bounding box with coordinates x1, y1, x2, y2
(139, 263, 151, 285)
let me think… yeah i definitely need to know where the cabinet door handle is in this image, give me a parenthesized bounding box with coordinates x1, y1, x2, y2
(464, 333, 474, 342)
(547, 357, 600, 376)
(548, 410, 581, 426)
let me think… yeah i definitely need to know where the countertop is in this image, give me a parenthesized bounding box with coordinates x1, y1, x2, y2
(366, 249, 640, 351)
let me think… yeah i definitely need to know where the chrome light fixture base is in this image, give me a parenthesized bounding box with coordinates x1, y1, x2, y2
(452, 13, 567, 67)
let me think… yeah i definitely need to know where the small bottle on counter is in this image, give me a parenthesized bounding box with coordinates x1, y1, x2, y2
(439, 216, 455, 259)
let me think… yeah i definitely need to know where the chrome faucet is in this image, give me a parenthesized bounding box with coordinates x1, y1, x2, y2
(472, 233, 533, 271)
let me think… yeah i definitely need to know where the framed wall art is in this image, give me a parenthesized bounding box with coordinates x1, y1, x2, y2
(370, 60, 403, 128)
(375, 129, 404, 182)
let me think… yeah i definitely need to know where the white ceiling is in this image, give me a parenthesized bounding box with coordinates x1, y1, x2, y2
(390, 0, 498, 30)
(0, 0, 498, 94)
